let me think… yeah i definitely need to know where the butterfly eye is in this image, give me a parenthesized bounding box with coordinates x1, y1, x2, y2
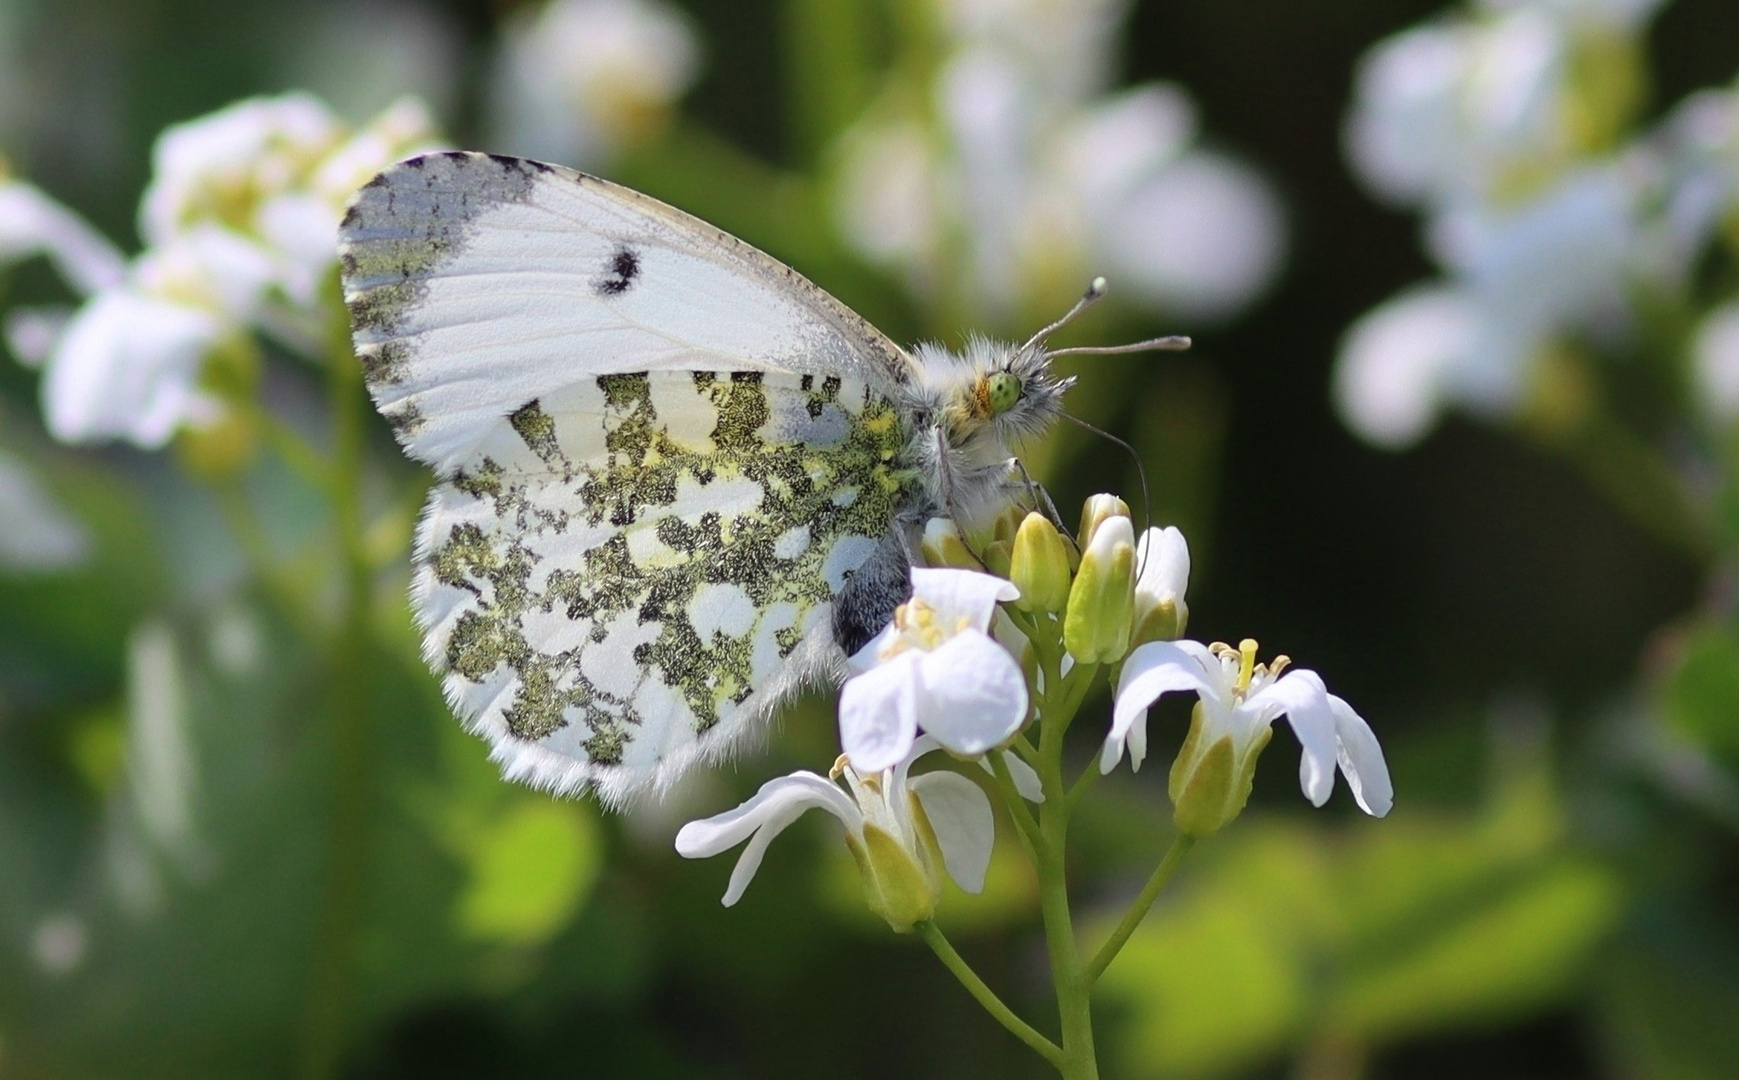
(987, 373, 1023, 414)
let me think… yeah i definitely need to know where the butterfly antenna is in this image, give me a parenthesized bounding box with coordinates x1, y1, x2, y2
(1060, 412, 1152, 536)
(1022, 276, 1110, 352)
(1047, 336, 1191, 358)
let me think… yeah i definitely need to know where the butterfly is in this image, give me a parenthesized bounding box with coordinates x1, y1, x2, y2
(339, 151, 1182, 806)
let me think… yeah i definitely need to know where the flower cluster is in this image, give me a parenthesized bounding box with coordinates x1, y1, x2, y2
(679, 495, 1391, 928)
(830, 0, 1283, 325)
(486, 0, 700, 168)
(3, 93, 441, 449)
(1335, 0, 1739, 446)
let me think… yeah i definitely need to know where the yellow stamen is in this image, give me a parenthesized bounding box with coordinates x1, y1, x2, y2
(1237, 638, 1259, 694)
(1268, 654, 1291, 678)
(830, 753, 851, 780)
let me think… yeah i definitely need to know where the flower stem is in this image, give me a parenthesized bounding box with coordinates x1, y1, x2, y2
(300, 300, 374, 1080)
(1083, 834, 1194, 985)
(1035, 650, 1098, 1080)
(917, 921, 1064, 1067)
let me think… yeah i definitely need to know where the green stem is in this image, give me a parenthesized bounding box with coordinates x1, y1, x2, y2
(1084, 835, 1194, 985)
(1036, 663, 1097, 1080)
(300, 302, 375, 1080)
(917, 921, 1063, 1067)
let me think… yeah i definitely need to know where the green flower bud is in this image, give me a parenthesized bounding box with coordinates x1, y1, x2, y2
(1168, 701, 1273, 839)
(843, 791, 945, 932)
(919, 518, 978, 570)
(1078, 493, 1131, 548)
(980, 538, 1012, 579)
(1063, 513, 1135, 663)
(1008, 512, 1071, 613)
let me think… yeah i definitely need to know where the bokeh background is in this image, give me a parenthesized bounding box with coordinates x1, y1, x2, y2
(3, 0, 1738, 1077)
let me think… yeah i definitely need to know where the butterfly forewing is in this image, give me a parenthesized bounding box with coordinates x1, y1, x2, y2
(340, 151, 915, 476)
(340, 152, 922, 805)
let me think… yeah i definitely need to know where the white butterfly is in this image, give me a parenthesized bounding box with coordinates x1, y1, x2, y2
(339, 151, 1181, 806)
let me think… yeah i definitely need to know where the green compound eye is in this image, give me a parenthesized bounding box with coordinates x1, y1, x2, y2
(987, 372, 1023, 414)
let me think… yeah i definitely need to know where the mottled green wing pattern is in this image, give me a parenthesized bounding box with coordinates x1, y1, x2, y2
(414, 369, 915, 805)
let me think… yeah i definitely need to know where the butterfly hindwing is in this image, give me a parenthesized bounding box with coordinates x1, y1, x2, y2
(413, 368, 916, 805)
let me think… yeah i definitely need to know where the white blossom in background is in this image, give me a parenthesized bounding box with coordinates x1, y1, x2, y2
(2, 93, 441, 448)
(1693, 303, 1739, 424)
(0, 177, 126, 294)
(487, 0, 700, 168)
(675, 737, 996, 927)
(1334, 0, 1676, 448)
(0, 449, 89, 573)
(840, 568, 1029, 774)
(833, 0, 1283, 324)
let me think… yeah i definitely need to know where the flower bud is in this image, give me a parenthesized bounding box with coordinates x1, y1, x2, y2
(1131, 526, 1190, 646)
(1078, 494, 1131, 548)
(980, 538, 1012, 579)
(1168, 701, 1273, 838)
(919, 518, 978, 570)
(843, 792, 946, 932)
(1008, 512, 1071, 613)
(1063, 512, 1135, 664)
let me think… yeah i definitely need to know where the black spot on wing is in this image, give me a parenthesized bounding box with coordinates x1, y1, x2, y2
(595, 246, 641, 296)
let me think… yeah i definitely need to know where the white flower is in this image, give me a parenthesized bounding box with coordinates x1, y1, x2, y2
(1102, 639, 1392, 822)
(1334, 284, 1480, 448)
(1335, 164, 1640, 447)
(1131, 525, 1189, 642)
(140, 93, 441, 317)
(43, 289, 224, 448)
(1693, 302, 1739, 423)
(0, 179, 126, 294)
(840, 568, 1029, 774)
(831, 6, 1281, 325)
(19, 93, 441, 448)
(488, 0, 700, 167)
(675, 738, 997, 927)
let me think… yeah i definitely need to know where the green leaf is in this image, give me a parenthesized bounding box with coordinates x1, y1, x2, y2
(454, 798, 601, 946)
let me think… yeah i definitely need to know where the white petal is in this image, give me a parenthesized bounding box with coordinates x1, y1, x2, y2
(1095, 149, 1284, 321)
(43, 291, 221, 448)
(839, 654, 921, 773)
(674, 771, 856, 906)
(910, 771, 995, 893)
(1135, 526, 1190, 606)
(909, 567, 1018, 633)
(1329, 693, 1393, 817)
(1247, 670, 1339, 807)
(1692, 302, 1739, 422)
(1333, 284, 1477, 449)
(971, 750, 1045, 803)
(1104, 640, 1218, 773)
(914, 630, 1028, 756)
(0, 181, 127, 294)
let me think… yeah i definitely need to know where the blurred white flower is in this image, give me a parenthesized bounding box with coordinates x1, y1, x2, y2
(676, 737, 996, 928)
(141, 92, 440, 314)
(1334, 284, 1479, 449)
(0, 449, 89, 573)
(1346, 0, 1661, 208)
(833, 1, 1282, 324)
(13, 93, 441, 448)
(0, 178, 126, 293)
(1693, 303, 1739, 423)
(840, 568, 1029, 774)
(488, 0, 700, 167)
(1336, 156, 1641, 445)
